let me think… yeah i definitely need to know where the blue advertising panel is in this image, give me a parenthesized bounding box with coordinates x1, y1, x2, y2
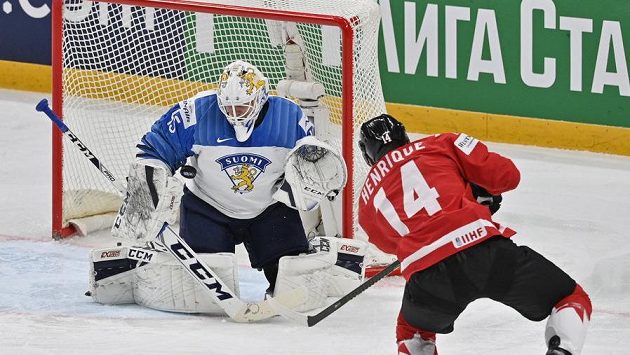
(0, 0, 51, 64)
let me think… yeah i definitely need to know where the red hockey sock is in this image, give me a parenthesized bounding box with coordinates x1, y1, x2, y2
(545, 284, 592, 354)
(396, 313, 437, 355)
(553, 284, 592, 320)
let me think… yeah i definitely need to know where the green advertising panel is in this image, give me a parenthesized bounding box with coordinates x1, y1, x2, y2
(378, 0, 630, 128)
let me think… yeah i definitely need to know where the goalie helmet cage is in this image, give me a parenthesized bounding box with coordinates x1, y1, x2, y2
(51, 0, 394, 274)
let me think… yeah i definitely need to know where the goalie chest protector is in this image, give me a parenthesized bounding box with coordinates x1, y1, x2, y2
(141, 92, 314, 219)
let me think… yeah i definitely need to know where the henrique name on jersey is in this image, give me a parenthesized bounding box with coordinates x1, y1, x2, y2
(360, 141, 425, 205)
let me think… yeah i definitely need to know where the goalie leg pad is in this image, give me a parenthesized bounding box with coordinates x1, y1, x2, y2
(274, 247, 337, 312)
(274, 237, 366, 310)
(89, 246, 137, 305)
(133, 252, 239, 314)
(89, 245, 175, 305)
(309, 237, 366, 297)
(327, 237, 367, 297)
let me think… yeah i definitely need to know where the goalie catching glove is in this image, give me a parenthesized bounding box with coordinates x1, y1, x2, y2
(273, 136, 347, 211)
(112, 161, 183, 241)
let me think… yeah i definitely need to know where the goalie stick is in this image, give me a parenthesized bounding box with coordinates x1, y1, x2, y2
(268, 260, 400, 327)
(36, 99, 303, 323)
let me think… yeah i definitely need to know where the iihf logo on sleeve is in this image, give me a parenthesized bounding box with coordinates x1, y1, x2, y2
(216, 153, 271, 194)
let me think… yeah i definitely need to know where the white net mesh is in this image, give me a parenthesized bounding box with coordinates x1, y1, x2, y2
(56, 0, 386, 247)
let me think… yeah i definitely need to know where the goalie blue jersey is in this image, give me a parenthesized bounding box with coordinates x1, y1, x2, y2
(137, 91, 314, 219)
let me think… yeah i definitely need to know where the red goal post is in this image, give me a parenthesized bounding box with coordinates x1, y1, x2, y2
(51, 0, 394, 273)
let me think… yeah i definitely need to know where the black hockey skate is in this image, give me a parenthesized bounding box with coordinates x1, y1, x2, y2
(546, 336, 572, 355)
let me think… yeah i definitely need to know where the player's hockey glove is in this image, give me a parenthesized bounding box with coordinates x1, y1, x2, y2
(470, 183, 502, 215)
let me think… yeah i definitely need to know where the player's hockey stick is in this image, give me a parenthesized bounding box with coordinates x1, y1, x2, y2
(36, 98, 304, 323)
(268, 259, 400, 327)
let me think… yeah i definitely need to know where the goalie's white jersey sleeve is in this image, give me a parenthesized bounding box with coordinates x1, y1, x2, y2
(137, 91, 314, 219)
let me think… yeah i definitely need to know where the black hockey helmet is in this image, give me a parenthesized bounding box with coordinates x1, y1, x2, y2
(358, 114, 410, 166)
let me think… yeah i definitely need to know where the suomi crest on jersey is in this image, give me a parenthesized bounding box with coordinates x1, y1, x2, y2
(215, 153, 272, 194)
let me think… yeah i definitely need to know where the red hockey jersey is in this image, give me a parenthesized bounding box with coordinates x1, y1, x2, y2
(358, 133, 521, 280)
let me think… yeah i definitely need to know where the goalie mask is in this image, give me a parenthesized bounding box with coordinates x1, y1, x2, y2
(359, 114, 410, 166)
(217, 60, 270, 142)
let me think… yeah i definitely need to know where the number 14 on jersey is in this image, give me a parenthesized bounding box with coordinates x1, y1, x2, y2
(371, 160, 442, 236)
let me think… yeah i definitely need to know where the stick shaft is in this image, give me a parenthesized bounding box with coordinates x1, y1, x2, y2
(36, 99, 124, 191)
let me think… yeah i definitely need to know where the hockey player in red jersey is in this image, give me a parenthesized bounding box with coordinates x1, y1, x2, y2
(357, 114, 592, 355)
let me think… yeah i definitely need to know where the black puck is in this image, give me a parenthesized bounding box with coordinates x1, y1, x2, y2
(180, 165, 197, 179)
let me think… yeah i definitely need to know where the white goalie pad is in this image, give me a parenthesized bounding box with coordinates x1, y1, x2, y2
(274, 237, 366, 311)
(89, 245, 140, 305)
(273, 136, 347, 211)
(310, 236, 367, 297)
(89, 245, 239, 315)
(111, 160, 183, 242)
(133, 252, 239, 314)
(274, 246, 337, 312)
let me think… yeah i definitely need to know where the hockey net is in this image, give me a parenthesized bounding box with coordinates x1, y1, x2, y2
(52, 0, 395, 274)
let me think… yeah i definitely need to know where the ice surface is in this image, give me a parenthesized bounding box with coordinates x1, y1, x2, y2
(1, 89, 629, 354)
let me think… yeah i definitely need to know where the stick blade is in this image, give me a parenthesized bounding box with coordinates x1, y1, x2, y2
(267, 287, 310, 326)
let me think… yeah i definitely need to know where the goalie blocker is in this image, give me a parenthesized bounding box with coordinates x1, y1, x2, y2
(111, 160, 183, 242)
(88, 236, 366, 314)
